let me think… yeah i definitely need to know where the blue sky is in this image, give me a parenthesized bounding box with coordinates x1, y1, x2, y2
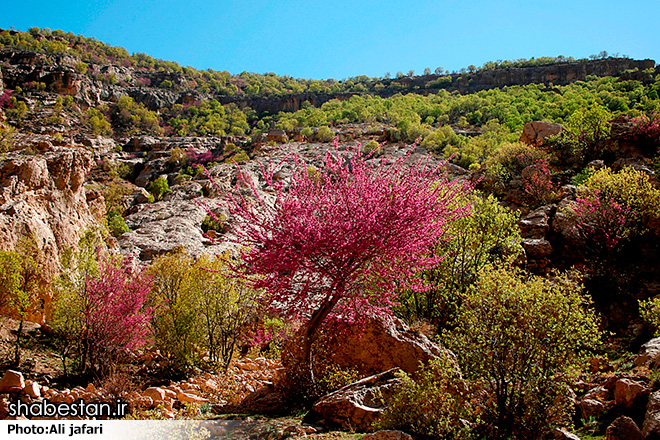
(2, 1, 658, 80)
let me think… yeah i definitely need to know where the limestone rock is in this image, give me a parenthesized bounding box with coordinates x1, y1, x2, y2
(0, 370, 25, 393)
(522, 238, 553, 258)
(579, 398, 607, 420)
(520, 121, 563, 145)
(614, 378, 650, 409)
(23, 381, 41, 398)
(643, 390, 660, 438)
(635, 338, 660, 368)
(310, 315, 452, 377)
(118, 197, 227, 261)
(554, 428, 581, 440)
(177, 391, 208, 404)
(584, 385, 611, 403)
(605, 416, 643, 440)
(0, 145, 101, 289)
(520, 205, 553, 239)
(310, 369, 402, 432)
(235, 383, 286, 415)
(143, 387, 166, 402)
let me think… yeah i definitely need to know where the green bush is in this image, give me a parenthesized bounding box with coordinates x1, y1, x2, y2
(106, 209, 130, 237)
(86, 108, 113, 136)
(361, 139, 382, 156)
(201, 213, 226, 233)
(148, 250, 258, 372)
(148, 176, 171, 201)
(315, 126, 334, 142)
(114, 95, 163, 136)
(375, 356, 474, 439)
(640, 297, 660, 335)
(484, 142, 546, 181)
(584, 166, 660, 221)
(444, 267, 601, 439)
(421, 125, 465, 155)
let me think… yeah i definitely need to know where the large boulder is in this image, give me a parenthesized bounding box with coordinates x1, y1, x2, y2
(643, 390, 660, 438)
(0, 370, 25, 393)
(522, 238, 553, 258)
(309, 368, 402, 432)
(312, 315, 452, 377)
(614, 378, 650, 409)
(635, 338, 660, 369)
(520, 121, 563, 146)
(606, 416, 643, 440)
(520, 205, 553, 239)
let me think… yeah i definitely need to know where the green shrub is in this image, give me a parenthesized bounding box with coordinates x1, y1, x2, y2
(300, 127, 313, 138)
(584, 166, 660, 221)
(444, 267, 601, 439)
(74, 62, 88, 74)
(640, 297, 660, 336)
(86, 108, 113, 136)
(421, 125, 465, 155)
(484, 142, 546, 181)
(361, 139, 382, 156)
(148, 176, 171, 201)
(201, 213, 226, 233)
(148, 250, 258, 372)
(223, 148, 249, 164)
(376, 356, 474, 439)
(114, 95, 162, 136)
(106, 209, 130, 237)
(315, 126, 334, 142)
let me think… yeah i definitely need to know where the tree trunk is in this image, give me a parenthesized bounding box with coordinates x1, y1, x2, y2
(13, 317, 23, 367)
(299, 294, 341, 384)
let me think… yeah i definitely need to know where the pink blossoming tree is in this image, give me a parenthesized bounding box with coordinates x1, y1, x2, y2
(205, 141, 472, 375)
(54, 232, 154, 377)
(571, 190, 636, 254)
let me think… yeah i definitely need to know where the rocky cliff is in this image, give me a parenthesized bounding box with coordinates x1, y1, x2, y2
(1, 46, 655, 114)
(0, 136, 104, 278)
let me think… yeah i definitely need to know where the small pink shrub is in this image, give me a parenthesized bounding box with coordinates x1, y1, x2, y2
(571, 190, 635, 253)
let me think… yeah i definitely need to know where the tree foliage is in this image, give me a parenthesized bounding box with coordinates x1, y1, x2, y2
(397, 194, 522, 329)
(216, 141, 472, 380)
(444, 267, 601, 439)
(376, 356, 474, 439)
(0, 237, 45, 366)
(53, 231, 154, 377)
(148, 249, 258, 373)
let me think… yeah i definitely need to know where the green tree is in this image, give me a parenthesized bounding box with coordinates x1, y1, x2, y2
(148, 249, 203, 372)
(192, 253, 258, 371)
(397, 194, 522, 329)
(444, 267, 601, 439)
(148, 249, 256, 373)
(0, 237, 45, 366)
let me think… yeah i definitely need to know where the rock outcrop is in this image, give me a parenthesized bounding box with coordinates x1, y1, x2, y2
(309, 315, 452, 377)
(309, 368, 402, 432)
(0, 141, 103, 278)
(606, 416, 643, 440)
(520, 121, 563, 145)
(636, 338, 660, 369)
